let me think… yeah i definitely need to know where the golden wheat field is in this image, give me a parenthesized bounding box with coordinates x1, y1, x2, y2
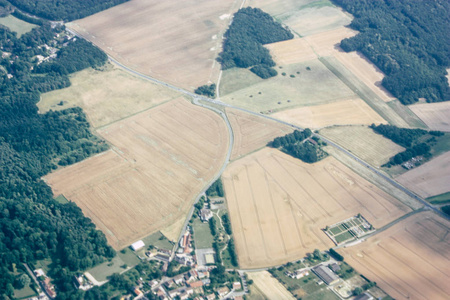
(68, 0, 241, 90)
(339, 211, 450, 300)
(44, 99, 229, 249)
(223, 148, 410, 268)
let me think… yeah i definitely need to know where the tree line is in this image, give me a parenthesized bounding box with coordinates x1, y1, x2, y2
(0, 21, 115, 298)
(7, 0, 129, 21)
(218, 7, 293, 79)
(333, 0, 450, 104)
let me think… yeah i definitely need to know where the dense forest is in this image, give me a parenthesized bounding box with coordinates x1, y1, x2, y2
(271, 129, 326, 163)
(333, 0, 450, 104)
(0, 22, 115, 298)
(7, 0, 129, 21)
(370, 124, 445, 167)
(218, 7, 293, 79)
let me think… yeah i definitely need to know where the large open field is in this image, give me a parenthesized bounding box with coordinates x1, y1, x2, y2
(0, 15, 37, 37)
(39, 64, 181, 128)
(68, 0, 241, 90)
(247, 271, 295, 300)
(44, 99, 229, 249)
(272, 98, 386, 129)
(338, 211, 450, 300)
(245, 0, 352, 37)
(395, 151, 450, 198)
(320, 125, 405, 167)
(226, 108, 293, 160)
(409, 101, 450, 132)
(223, 148, 410, 268)
(221, 59, 356, 113)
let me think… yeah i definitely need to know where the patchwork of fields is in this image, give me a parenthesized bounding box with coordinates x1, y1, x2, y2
(45, 99, 229, 249)
(223, 148, 410, 268)
(339, 211, 450, 300)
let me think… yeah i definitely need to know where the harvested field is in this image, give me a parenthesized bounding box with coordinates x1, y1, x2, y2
(44, 99, 229, 249)
(246, 0, 352, 36)
(221, 59, 356, 113)
(320, 125, 405, 167)
(223, 148, 410, 268)
(38, 64, 180, 128)
(266, 38, 316, 65)
(272, 98, 386, 129)
(247, 271, 295, 300)
(410, 101, 450, 132)
(219, 68, 263, 96)
(396, 151, 450, 198)
(226, 108, 293, 160)
(69, 0, 241, 90)
(338, 211, 450, 300)
(304, 27, 357, 56)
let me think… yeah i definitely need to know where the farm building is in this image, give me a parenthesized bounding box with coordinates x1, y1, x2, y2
(130, 240, 145, 251)
(312, 265, 339, 285)
(200, 208, 213, 222)
(329, 262, 341, 272)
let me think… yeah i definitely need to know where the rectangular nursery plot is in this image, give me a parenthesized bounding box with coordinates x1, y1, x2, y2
(44, 99, 229, 250)
(223, 148, 410, 268)
(324, 215, 374, 245)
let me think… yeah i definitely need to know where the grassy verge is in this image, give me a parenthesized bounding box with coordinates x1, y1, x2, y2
(54, 194, 69, 204)
(387, 100, 427, 128)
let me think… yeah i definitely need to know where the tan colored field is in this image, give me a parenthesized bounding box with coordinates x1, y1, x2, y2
(320, 125, 405, 167)
(410, 101, 450, 132)
(339, 211, 450, 300)
(38, 64, 180, 128)
(272, 98, 386, 129)
(223, 148, 410, 268)
(246, 0, 352, 36)
(227, 108, 293, 160)
(304, 26, 357, 56)
(44, 99, 229, 249)
(395, 151, 450, 198)
(68, 0, 241, 90)
(266, 38, 317, 65)
(247, 271, 295, 300)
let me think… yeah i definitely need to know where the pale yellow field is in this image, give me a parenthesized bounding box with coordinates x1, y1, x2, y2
(246, 0, 352, 36)
(227, 108, 293, 160)
(395, 151, 450, 198)
(266, 38, 317, 65)
(44, 99, 229, 249)
(339, 211, 450, 300)
(247, 271, 295, 300)
(69, 0, 241, 90)
(320, 125, 405, 167)
(304, 26, 357, 56)
(39, 64, 180, 128)
(272, 98, 386, 129)
(223, 148, 410, 268)
(409, 101, 450, 132)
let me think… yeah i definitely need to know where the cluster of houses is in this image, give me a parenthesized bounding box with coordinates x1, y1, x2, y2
(34, 269, 57, 299)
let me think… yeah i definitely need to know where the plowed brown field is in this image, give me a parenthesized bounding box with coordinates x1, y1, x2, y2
(339, 211, 450, 300)
(223, 148, 410, 268)
(45, 99, 229, 249)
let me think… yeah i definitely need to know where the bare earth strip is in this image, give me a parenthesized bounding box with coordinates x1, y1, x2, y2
(338, 211, 450, 300)
(38, 64, 181, 128)
(226, 108, 294, 160)
(44, 99, 229, 249)
(395, 152, 450, 198)
(247, 271, 295, 300)
(223, 148, 410, 268)
(272, 98, 386, 129)
(409, 101, 450, 132)
(68, 0, 241, 90)
(320, 126, 405, 167)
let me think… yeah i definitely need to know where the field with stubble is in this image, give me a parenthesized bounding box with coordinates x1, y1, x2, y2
(68, 0, 241, 90)
(44, 99, 229, 249)
(223, 148, 410, 268)
(409, 101, 450, 132)
(338, 211, 450, 300)
(395, 152, 450, 199)
(247, 271, 295, 300)
(226, 108, 293, 160)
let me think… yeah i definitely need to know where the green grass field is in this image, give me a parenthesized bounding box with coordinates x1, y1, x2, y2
(334, 231, 354, 244)
(54, 194, 69, 204)
(141, 231, 173, 251)
(88, 248, 140, 282)
(319, 56, 409, 127)
(221, 59, 355, 113)
(387, 100, 427, 128)
(192, 218, 214, 249)
(426, 192, 450, 205)
(0, 15, 37, 37)
(14, 284, 37, 300)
